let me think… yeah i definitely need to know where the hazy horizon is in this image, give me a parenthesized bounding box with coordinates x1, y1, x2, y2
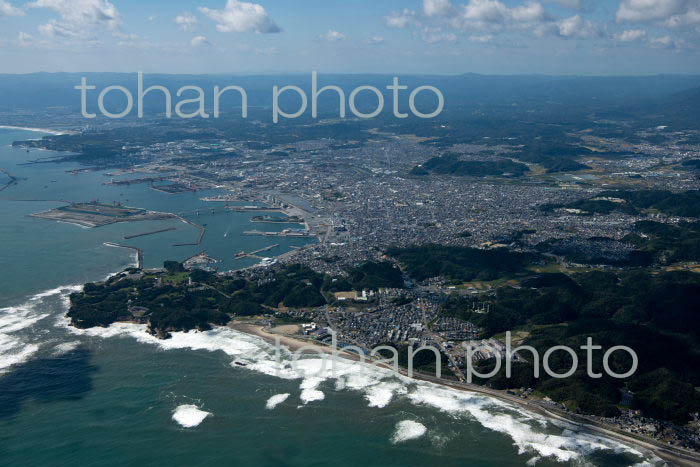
(3, 70, 700, 77)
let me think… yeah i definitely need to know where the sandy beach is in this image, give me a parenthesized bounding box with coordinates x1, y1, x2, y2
(229, 321, 700, 467)
(229, 322, 361, 358)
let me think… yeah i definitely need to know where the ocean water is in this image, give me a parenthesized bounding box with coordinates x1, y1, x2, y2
(0, 129, 662, 466)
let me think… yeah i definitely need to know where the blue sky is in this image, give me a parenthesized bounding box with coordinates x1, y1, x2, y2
(1, 0, 699, 74)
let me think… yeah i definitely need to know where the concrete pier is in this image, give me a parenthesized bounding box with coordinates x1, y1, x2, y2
(103, 242, 143, 268)
(124, 227, 176, 240)
(235, 244, 279, 259)
(172, 215, 205, 246)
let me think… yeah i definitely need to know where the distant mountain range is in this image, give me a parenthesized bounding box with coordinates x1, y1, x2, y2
(1, 72, 699, 127)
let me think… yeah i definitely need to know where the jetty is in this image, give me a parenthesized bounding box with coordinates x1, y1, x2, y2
(235, 244, 279, 259)
(227, 206, 282, 212)
(172, 215, 205, 246)
(123, 227, 176, 240)
(250, 214, 303, 224)
(151, 183, 196, 194)
(103, 242, 143, 268)
(0, 168, 17, 192)
(200, 195, 241, 202)
(183, 252, 220, 271)
(243, 229, 311, 237)
(104, 176, 170, 186)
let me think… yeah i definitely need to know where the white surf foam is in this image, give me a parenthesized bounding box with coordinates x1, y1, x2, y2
(66, 322, 279, 360)
(29, 285, 82, 302)
(265, 393, 290, 410)
(364, 382, 406, 408)
(0, 304, 49, 334)
(300, 388, 325, 404)
(391, 420, 427, 444)
(58, 312, 659, 465)
(247, 358, 299, 380)
(0, 291, 57, 373)
(63, 319, 407, 409)
(52, 340, 81, 356)
(406, 383, 651, 463)
(287, 355, 408, 409)
(172, 404, 210, 428)
(56, 220, 91, 230)
(0, 334, 40, 373)
(0, 283, 92, 375)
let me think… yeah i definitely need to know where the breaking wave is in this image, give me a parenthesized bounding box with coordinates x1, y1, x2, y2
(19, 283, 659, 465)
(265, 393, 290, 410)
(406, 384, 654, 464)
(0, 285, 80, 374)
(52, 340, 81, 356)
(391, 420, 427, 444)
(172, 404, 210, 428)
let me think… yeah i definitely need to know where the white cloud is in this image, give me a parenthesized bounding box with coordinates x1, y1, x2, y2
(462, 0, 509, 23)
(532, 13, 598, 37)
(648, 34, 689, 48)
(546, 0, 582, 9)
(0, 0, 23, 16)
(199, 0, 280, 34)
(38, 21, 83, 39)
(319, 29, 346, 42)
(385, 9, 418, 28)
(364, 35, 385, 45)
(383, 0, 650, 46)
(29, 0, 120, 28)
(114, 38, 167, 50)
(456, 0, 550, 28)
(29, 0, 121, 39)
(424, 0, 453, 17)
(650, 34, 675, 46)
(664, 5, 700, 27)
(175, 12, 198, 31)
(17, 31, 34, 46)
(616, 0, 700, 32)
(616, 28, 647, 41)
(616, 0, 687, 23)
(511, 1, 547, 22)
(14, 30, 58, 48)
(555, 14, 598, 37)
(190, 35, 211, 47)
(420, 26, 458, 43)
(469, 33, 494, 42)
